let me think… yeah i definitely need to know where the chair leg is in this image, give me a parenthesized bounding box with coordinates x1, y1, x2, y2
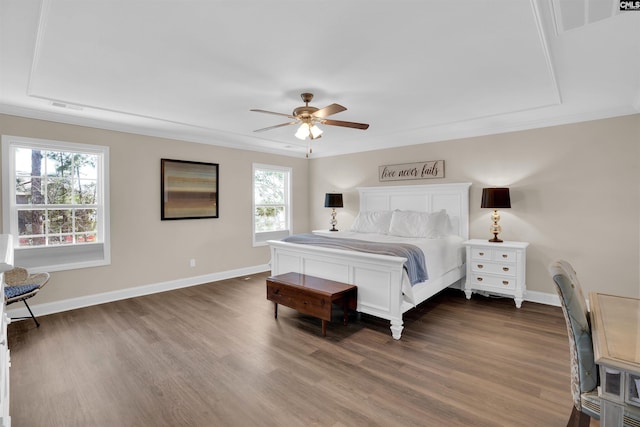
(21, 299, 40, 328)
(567, 406, 591, 427)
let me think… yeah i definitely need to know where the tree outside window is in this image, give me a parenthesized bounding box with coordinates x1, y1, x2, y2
(254, 169, 286, 232)
(14, 147, 98, 247)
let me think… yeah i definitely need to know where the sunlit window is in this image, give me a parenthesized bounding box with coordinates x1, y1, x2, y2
(253, 164, 291, 246)
(2, 136, 110, 271)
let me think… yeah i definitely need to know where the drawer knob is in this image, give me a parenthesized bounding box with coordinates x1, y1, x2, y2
(274, 289, 280, 294)
(502, 267, 509, 272)
(502, 254, 508, 258)
(502, 281, 509, 285)
(477, 264, 484, 269)
(478, 252, 485, 256)
(476, 277, 483, 282)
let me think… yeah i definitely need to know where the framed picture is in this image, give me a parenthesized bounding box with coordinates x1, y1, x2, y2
(161, 159, 219, 220)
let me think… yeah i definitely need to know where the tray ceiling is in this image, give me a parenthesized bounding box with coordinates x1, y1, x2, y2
(1, 0, 639, 158)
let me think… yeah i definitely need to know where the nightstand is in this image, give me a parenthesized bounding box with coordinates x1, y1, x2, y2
(463, 239, 529, 308)
(312, 229, 340, 235)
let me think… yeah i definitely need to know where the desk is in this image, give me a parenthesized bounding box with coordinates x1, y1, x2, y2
(589, 293, 640, 426)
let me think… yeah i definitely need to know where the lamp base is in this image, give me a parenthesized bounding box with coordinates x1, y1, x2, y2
(488, 234, 503, 243)
(329, 208, 338, 232)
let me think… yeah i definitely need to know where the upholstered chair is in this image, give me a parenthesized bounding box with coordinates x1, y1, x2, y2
(4, 267, 50, 327)
(548, 260, 600, 426)
(549, 260, 640, 427)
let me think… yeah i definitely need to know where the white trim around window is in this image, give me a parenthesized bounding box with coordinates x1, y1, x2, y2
(1, 135, 111, 272)
(252, 163, 292, 247)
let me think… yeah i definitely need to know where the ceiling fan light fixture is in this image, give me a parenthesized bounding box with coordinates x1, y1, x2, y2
(310, 124, 323, 139)
(295, 123, 323, 140)
(295, 123, 309, 140)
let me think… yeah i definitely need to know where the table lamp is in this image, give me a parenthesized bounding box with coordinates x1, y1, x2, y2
(481, 187, 510, 243)
(324, 193, 343, 231)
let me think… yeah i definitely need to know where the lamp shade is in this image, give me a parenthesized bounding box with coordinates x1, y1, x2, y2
(481, 188, 511, 209)
(324, 193, 343, 208)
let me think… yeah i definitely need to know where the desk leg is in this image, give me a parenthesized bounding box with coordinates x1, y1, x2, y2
(274, 302, 278, 319)
(601, 398, 625, 427)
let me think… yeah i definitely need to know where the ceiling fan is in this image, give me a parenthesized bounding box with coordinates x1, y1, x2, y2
(250, 93, 369, 156)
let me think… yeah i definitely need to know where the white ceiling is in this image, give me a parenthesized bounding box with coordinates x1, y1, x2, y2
(1, 0, 639, 158)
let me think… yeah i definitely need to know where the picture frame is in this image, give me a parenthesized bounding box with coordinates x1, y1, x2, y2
(161, 158, 219, 220)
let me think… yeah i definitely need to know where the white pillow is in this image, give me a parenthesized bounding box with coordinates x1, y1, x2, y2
(350, 211, 392, 234)
(388, 209, 451, 238)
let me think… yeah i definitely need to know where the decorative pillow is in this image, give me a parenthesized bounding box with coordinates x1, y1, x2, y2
(388, 209, 451, 238)
(350, 211, 392, 234)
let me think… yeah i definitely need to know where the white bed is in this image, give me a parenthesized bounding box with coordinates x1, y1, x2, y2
(268, 182, 471, 339)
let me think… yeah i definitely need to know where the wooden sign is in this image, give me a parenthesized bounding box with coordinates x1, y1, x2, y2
(379, 160, 445, 182)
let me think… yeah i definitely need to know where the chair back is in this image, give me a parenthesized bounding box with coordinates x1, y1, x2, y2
(548, 260, 598, 411)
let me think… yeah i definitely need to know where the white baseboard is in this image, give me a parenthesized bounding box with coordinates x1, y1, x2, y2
(525, 289, 561, 306)
(450, 280, 560, 307)
(465, 289, 560, 306)
(8, 266, 561, 322)
(7, 264, 271, 321)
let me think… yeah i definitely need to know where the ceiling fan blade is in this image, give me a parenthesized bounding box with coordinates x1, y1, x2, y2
(312, 103, 347, 118)
(253, 121, 298, 132)
(250, 109, 295, 119)
(321, 119, 369, 130)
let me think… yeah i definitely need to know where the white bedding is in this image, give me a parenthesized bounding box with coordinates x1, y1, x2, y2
(313, 231, 465, 305)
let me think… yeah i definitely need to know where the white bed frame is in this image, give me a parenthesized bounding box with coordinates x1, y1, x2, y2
(268, 182, 471, 339)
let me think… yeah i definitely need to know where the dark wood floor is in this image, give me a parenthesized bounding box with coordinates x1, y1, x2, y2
(8, 272, 598, 426)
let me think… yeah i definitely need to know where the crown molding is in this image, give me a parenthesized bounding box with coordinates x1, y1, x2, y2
(1, 103, 636, 160)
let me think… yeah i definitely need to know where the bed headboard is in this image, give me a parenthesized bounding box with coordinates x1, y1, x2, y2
(357, 183, 472, 239)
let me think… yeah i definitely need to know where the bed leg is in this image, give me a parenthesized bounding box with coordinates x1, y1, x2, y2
(390, 319, 403, 340)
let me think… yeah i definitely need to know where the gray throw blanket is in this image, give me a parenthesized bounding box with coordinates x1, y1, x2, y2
(282, 233, 427, 285)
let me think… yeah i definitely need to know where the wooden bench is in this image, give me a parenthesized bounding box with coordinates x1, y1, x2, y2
(266, 272, 357, 337)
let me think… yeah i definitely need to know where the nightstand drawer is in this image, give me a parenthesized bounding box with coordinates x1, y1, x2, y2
(471, 262, 516, 276)
(471, 247, 517, 262)
(469, 274, 516, 290)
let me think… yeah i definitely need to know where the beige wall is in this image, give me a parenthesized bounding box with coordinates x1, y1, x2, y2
(0, 114, 310, 304)
(309, 114, 640, 298)
(1, 113, 639, 308)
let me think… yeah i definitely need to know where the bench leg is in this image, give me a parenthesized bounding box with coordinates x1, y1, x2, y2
(274, 302, 278, 319)
(343, 299, 349, 325)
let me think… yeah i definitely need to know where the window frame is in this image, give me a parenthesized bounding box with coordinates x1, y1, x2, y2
(252, 163, 292, 247)
(2, 135, 110, 272)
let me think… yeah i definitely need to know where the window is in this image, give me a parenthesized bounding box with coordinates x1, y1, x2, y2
(253, 164, 291, 246)
(2, 135, 110, 272)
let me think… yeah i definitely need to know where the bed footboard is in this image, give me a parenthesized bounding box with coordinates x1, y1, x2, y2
(269, 240, 408, 339)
